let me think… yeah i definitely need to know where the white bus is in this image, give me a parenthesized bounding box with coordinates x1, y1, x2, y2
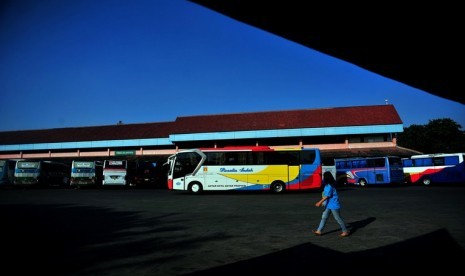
(166, 146, 322, 194)
(402, 153, 465, 185)
(70, 160, 103, 188)
(102, 159, 129, 186)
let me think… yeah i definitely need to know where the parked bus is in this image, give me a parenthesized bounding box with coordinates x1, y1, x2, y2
(102, 159, 131, 186)
(334, 156, 404, 186)
(321, 156, 336, 181)
(0, 159, 17, 186)
(129, 160, 167, 188)
(166, 146, 322, 194)
(70, 160, 103, 188)
(14, 160, 70, 187)
(402, 153, 465, 185)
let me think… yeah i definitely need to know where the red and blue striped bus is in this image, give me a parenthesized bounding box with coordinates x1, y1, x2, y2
(402, 153, 465, 185)
(334, 156, 404, 186)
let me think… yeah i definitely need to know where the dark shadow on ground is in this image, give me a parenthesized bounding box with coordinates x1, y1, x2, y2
(185, 228, 465, 275)
(316, 216, 376, 236)
(0, 203, 228, 275)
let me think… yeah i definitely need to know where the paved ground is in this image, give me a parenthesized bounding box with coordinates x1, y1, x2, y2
(1, 184, 464, 275)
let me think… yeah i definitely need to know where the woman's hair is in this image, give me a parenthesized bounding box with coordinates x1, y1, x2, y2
(323, 171, 335, 184)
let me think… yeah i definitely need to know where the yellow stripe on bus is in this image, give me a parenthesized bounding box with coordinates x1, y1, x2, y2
(221, 165, 299, 183)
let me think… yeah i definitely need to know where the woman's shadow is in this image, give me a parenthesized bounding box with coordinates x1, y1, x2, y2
(324, 217, 376, 236)
(347, 217, 376, 235)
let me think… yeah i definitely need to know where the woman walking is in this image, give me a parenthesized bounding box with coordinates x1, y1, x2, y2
(312, 171, 350, 237)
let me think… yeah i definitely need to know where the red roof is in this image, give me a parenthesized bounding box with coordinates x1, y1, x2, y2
(172, 104, 402, 134)
(0, 105, 402, 145)
(0, 122, 174, 145)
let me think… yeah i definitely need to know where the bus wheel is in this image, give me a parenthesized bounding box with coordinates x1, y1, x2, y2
(271, 181, 285, 193)
(359, 179, 367, 187)
(189, 182, 203, 194)
(422, 177, 431, 186)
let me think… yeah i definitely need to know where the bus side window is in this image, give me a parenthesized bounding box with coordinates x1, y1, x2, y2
(301, 151, 315, 164)
(374, 158, 385, 167)
(433, 157, 445, 166)
(254, 152, 265, 165)
(225, 152, 239, 165)
(444, 156, 459, 165)
(287, 152, 299, 165)
(403, 159, 413, 167)
(416, 158, 433, 167)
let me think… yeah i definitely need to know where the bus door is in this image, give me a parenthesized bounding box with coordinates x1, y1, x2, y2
(166, 155, 175, 189)
(387, 157, 404, 184)
(288, 152, 303, 189)
(371, 158, 388, 184)
(289, 164, 301, 189)
(169, 151, 204, 190)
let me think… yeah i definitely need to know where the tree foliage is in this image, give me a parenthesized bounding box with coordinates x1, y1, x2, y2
(397, 118, 465, 154)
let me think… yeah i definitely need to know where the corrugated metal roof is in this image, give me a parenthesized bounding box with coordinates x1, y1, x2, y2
(0, 105, 402, 145)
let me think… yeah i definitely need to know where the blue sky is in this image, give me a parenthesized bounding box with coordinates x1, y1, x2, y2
(1, 0, 464, 132)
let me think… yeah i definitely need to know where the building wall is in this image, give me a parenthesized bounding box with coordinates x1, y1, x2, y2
(0, 134, 398, 160)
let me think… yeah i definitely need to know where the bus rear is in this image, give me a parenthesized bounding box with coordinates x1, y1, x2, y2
(129, 160, 164, 188)
(14, 160, 70, 187)
(14, 160, 42, 186)
(103, 160, 128, 186)
(70, 160, 101, 188)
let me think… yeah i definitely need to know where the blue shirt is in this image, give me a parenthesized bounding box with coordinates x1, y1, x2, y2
(323, 183, 341, 210)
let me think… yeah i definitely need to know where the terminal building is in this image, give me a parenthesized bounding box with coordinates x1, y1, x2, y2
(0, 104, 421, 164)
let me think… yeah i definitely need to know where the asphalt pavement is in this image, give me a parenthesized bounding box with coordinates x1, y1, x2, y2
(1, 184, 464, 275)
